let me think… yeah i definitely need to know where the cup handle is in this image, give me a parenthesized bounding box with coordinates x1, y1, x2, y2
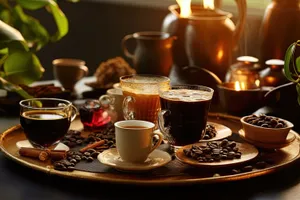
(122, 34, 135, 59)
(122, 96, 135, 120)
(149, 131, 164, 154)
(158, 109, 170, 136)
(79, 65, 89, 77)
(70, 105, 78, 122)
(99, 94, 115, 108)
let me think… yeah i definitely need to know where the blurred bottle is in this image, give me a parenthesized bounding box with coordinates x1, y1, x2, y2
(260, 0, 300, 67)
(259, 59, 289, 87)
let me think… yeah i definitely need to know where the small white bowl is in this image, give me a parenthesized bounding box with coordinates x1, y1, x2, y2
(240, 115, 294, 144)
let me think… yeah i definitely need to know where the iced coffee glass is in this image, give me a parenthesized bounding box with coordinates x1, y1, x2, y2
(120, 74, 170, 125)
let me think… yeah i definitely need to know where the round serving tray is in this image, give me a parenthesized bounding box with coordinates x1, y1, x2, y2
(1, 113, 300, 186)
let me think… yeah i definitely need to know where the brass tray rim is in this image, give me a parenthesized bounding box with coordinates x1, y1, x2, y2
(1, 113, 300, 186)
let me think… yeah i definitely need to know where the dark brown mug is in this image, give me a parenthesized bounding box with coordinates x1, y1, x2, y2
(122, 31, 176, 77)
(53, 58, 89, 92)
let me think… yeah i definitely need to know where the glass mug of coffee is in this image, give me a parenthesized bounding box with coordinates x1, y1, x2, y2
(19, 98, 78, 148)
(120, 74, 170, 125)
(158, 85, 214, 150)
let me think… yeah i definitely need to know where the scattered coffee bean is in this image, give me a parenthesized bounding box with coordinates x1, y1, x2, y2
(232, 169, 240, 174)
(87, 157, 94, 162)
(255, 161, 267, 169)
(242, 165, 253, 172)
(244, 114, 287, 128)
(91, 152, 99, 158)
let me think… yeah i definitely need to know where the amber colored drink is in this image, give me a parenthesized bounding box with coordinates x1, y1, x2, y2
(120, 74, 170, 124)
(122, 90, 161, 123)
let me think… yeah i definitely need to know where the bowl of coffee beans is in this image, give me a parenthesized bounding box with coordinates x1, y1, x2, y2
(241, 114, 294, 144)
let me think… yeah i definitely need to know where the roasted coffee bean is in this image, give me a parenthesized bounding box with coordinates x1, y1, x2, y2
(91, 152, 99, 158)
(84, 152, 91, 157)
(69, 138, 76, 142)
(87, 157, 94, 162)
(232, 169, 240, 174)
(70, 159, 77, 163)
(242, 165, 253, 172)
(67, 166, 75, 171)
(87, 148, 97, 154)
(82, 156, 87, 160)
(76, 140, 83, 145)
(229, 142, 236, 148)
(74, 155, 81, 161)
(256, 161, 267, 169)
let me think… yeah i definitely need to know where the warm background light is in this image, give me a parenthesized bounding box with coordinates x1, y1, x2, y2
(203, 0, 215, 10)
(176, 0, 191, 17)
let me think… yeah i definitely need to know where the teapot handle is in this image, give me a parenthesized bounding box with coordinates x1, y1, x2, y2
(233, 0, 247, 49)
(122, 34, 135, 59)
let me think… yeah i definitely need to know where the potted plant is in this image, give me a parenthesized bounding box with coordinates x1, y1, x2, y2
(0, 0, 76, 99)
(284, 40, 300, 105)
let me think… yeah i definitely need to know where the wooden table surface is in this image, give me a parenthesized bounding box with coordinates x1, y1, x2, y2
(1, 77, 300, 200)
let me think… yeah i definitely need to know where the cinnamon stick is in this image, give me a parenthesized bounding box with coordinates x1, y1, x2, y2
(19, 148, 49, 161)
(19, 148, 67, 161)
(79, 140, 105, 153)
(49, 150, 67, 161)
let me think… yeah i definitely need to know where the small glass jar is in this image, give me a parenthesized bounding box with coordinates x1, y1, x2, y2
(79, 97, 116, 130)
(225, 56, 261, 90)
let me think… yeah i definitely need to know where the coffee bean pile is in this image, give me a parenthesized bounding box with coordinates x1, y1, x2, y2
(53, 148, 99, 171)
(244, 114, 287, 128)
(183, 139, 242, 162)
(61, 130, 85, 148)
(54, 123, 116, 171)
(61, 123, 116, 151)
(203, 124, 217, 140)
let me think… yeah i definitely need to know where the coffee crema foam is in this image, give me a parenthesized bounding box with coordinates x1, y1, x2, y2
(161, 89, 213, 102)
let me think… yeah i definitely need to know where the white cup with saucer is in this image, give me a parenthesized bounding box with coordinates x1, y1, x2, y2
(114, 120, 164, 163)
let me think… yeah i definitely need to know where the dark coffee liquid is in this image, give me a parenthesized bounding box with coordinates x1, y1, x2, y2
(20, 110, 70, 147)
(160, 89, 212, 146)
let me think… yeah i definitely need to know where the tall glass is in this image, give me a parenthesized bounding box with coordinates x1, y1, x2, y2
(120, 74, 170, 125)
(158, 85, 214, 151)
(19, 98, 77, 148)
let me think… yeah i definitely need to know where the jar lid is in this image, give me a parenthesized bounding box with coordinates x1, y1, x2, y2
(265, 59, 284, 66)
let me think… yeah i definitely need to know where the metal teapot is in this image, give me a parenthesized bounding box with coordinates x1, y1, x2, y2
(162, 0, 247, 82)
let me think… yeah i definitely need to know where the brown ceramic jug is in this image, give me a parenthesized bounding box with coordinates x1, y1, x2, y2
(260, 0, 300, 67)
(161, 0, 247, 81)
(122, 31, 176, 76)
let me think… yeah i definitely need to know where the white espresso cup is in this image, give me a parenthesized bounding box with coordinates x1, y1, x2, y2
(114, 120, 164, 163)
(99, 88, 124, 122)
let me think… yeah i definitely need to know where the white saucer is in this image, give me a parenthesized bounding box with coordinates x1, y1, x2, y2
(98, 148, 172, 172)
(16, 140, 70, 151)
(238, 129, 296, 149)
(200, 122, 232, 142)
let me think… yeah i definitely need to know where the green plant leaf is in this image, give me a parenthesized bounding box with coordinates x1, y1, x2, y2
(296, 56, 300, 73)
(0, 77, 33, 99)
(48, 0, 68, 42)
(3, 51, 44, 85)
(16, 0, 49, 10)
(12, 5, 49, 51)
(284, 42, 298, 82)
(0, 19, 24, 49)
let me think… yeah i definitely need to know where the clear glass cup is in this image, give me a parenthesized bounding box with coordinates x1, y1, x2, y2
(158, 85, 214, 151)
(19, 98, 77, 148)
(120, 74, 170, 125)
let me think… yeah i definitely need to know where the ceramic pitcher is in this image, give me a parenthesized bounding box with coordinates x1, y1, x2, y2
(161, 0, 247, 81)
(122, 31, 176, 76)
